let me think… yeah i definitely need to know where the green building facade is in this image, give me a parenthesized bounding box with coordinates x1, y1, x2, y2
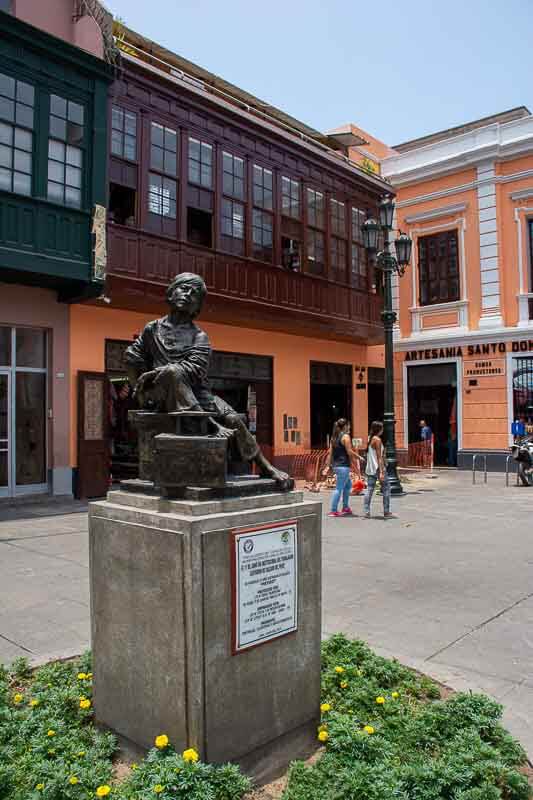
(0, 8, 113, 498)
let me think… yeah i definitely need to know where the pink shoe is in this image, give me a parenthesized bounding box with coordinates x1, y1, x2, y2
(328, 511, 342, 517)
(341, 508, 353, 516)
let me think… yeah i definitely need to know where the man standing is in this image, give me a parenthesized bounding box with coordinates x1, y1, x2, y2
(419, 419, 433, 442)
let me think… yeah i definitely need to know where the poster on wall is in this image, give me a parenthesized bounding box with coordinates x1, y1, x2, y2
(231, 520, 298, 653)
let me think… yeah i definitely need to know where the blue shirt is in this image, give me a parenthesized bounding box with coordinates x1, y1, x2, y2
(421, 425, 432, 441)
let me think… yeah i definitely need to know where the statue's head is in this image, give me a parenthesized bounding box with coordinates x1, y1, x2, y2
(166, 273, 207, 318)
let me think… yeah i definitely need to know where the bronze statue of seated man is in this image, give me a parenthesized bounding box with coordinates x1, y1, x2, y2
(125, 272, 292, 490)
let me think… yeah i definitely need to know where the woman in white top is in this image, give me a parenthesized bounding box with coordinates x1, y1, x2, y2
(363, 420, 393, 519)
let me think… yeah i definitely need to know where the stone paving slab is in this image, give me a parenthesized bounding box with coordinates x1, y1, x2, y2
(0, 472, 532, 755)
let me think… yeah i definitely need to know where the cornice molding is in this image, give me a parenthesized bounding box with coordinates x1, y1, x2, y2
(396, 168, 533, 210)
(395, 325, 533, 351)
(509, 187, 533, 201)
(404, 202, 467, 224)
(383, 116, 533, 187)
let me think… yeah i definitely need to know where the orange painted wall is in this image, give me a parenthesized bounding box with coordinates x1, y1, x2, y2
(497, 162, 533, 328)
(398, 168, 476, 204)
(69, 305, 372, 467)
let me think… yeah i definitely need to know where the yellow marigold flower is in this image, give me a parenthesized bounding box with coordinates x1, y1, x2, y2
(80, 698, 92, 710)
(77, 672, 87, 680)
(36, 783, 45, 791)
(155, 734, 169, 749)
(363, 725, 375, 734)
(376, 696, 385, 704)
(87, 672, 93, 679)
(153, 786, 164, 794)
(340, 681, 348, 689)
(182, 747, 199, 762)
(334, 666, 345, 674)
(96, 787, 111, 797)
(30, 699, 40, 707)
(47, 730, 56, 737)
(13, 693, 23, 704)
(130, 763, 138, 770)
(77, 751, 86, 757)
(318, 730, 329, 742)
(320, 702, 331, 713)
(392, 691, 399, 699)
(69, 776, 79, 785)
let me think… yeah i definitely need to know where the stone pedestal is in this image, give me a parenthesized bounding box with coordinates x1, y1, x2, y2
(89, 489, 322, 782)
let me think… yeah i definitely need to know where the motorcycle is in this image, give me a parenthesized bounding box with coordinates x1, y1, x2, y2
(511, 436, 533, 486)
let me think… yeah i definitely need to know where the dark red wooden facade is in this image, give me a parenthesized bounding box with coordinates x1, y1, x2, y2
(105, 55, 388, 344)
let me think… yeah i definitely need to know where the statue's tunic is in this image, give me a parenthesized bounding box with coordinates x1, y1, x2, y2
(125, 317, 259, 461)
(125, 318, 217, 412)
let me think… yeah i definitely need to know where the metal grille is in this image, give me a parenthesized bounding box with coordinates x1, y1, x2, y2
(512, 356, 533, 421)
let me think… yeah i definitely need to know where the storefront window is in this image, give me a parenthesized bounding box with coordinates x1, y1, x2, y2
(0, 327, 47, 496)
(0, 326, 10, 365)
(15, 372, 46, 485)
(512, 356, 533, 428)
(16, 327, 46, 368)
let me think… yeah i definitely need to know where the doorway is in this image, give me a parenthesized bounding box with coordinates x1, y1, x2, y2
(310, 361, 352, 448)
(0, 326, 48, 497)
(407, 362, 458, 466)
(367, 367, 385, 430)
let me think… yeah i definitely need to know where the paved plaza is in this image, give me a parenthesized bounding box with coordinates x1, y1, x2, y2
(0, 471, 532, 754)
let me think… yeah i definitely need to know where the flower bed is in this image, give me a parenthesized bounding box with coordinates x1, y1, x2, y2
(0, 636, 530, 800)
(0, 654, 250, 800)
(285, 634, 531, 800)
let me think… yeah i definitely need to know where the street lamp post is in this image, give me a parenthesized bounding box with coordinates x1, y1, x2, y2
(362, 196, 412, 496)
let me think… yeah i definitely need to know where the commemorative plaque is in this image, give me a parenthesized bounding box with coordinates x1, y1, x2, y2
(232, 520, 298, 653)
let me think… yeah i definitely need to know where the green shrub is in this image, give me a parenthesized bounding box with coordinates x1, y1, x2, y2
(115, 748, 251, 799)
(285, 634, 530, 800)
(0, 656, 250, 800)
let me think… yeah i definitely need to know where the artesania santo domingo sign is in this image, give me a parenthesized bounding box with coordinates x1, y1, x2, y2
(404, 340, 533, 361)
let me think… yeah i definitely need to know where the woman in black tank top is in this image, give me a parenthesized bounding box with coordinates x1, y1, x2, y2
(323, 418, 361, 517)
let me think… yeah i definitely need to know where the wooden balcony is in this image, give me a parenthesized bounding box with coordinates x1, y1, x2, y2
(0, 191, 92, 291)
(106, 224, 384, 345)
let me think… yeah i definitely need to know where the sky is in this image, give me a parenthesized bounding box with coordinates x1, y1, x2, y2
(106, 0, 533, 146)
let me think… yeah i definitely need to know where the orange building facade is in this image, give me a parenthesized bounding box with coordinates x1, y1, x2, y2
(379, 107, 533, 469)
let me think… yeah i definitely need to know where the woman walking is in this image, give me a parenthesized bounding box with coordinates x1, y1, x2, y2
(363, 421, 394, 519)
(323, 418, 360, 517)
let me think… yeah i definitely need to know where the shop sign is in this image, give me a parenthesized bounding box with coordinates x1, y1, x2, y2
(464, 359, 506, 378)
(232, 520, 298, 653)
(405, 340, 533, 362)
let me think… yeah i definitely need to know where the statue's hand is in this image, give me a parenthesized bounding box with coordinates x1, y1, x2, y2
(135, 370, 158, 392)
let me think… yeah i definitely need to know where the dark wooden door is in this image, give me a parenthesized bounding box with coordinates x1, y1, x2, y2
(77, 371, 110, 498)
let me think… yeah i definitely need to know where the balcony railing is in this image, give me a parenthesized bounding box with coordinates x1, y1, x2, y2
(107, 224, 383, 336)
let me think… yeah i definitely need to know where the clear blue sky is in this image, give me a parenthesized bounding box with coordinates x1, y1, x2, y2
(107, 0, 533, 146)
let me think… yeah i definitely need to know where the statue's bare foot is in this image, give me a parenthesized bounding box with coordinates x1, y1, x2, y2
(260, 463, 295, 491)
